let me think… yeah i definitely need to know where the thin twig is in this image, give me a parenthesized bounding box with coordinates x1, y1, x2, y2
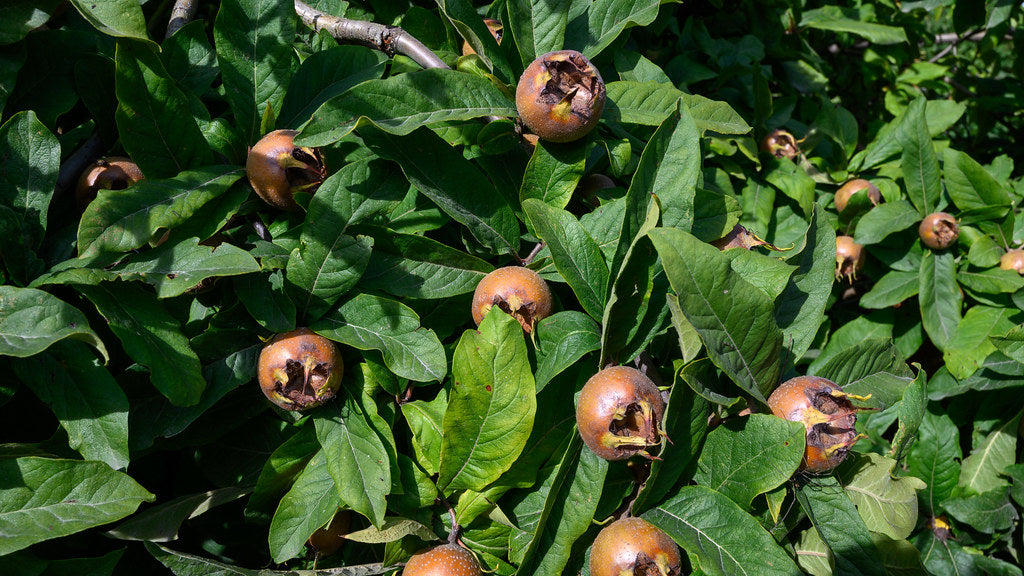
(294, 1, 449, 70)
(54, 132, 105, 203)
(166, 0, 199, 40)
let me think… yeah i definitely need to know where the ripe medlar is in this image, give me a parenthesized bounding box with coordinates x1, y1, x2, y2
(1000, 249, 1024, 274)
(246, 129, 326, 210)
(75, 156, 145, 212)
(257, 327, 342, 411)
(918, 212, 959, 250)
(404, 543, 480, 576)
(767, 376, 866, 473)
(576, 366, 666, 461)
(834, 179, 881, 213)
(307, 511, 351, 556)
(515, 50, 606, 143)
(590, 517, 682, 576)
(461, 18, 503, 56)
(835, 236, 866, 282)
(471, 266, 552, 334)
(759, 129, 799, 160)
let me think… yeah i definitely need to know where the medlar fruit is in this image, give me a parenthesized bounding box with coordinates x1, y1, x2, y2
(767, 375, 867, 473)
(576, 366, 666, 461)
(1000, 249, 1024, 274)
(471, 266, 552, 333)
(246, 129, 326, 210)
(712, 223, 769, 251)
(307, 511, 351, 556)
(835, 236, 866, 282)
(918, 212, 959, 250)
(461, 18, 503, 56)
(759, 129, 799, 160)
(404, 543, 480, 576)
(257, 327, 342, 411)
(590, 517, 682, 576)
(515, 50, 606, 143)
(75, 156, 144, 212)
(834, 179, 881, 213)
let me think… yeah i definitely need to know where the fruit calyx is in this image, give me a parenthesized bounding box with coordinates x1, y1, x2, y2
(257, 328, 342, 411)
(767, 376, 870, 473)
(577, 366, 666, 461)
(759, 129, 800, 160)
(918, 211, 959, 250)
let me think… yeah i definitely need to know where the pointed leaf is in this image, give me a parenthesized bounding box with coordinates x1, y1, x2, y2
(650, 227, 782, 402)
(796, 477, 886, 576)
(278, 45, 388, 129)
(111, 237, 261, 298)
(534, 311, 600, 393)
(631, 100, 701, 231)
(438, 310, 536, 494)
(267, 449, 341, 563)
(520, 140, 586, 210)
(569, 0, 664, 59)
(69, 0, 148, 40)
(107, 486, 251, 542)
(359, 231, 494, 299)
(0, 457, 154, 555)
(506, 0, 567, 67)
(0, 111, 59, 250)
(959, 411, 1020, 496)
(775, 205, 835, 364)
(919, 250, 962, 352)
(836, 453, 926, 540)
(0, 285, 108, 362)
(897, 97, 940, 216)
(943, 148, 1012, 214)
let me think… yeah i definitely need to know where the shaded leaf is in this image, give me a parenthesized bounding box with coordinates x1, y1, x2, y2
(0, 285, 108, 362)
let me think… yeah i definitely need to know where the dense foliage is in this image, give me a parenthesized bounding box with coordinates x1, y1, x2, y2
(1, 1, 1022, 575)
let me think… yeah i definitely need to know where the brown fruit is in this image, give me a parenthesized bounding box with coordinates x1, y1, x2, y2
(471, 266, 552, 333)
(461, 18, 503, 56)
(590, 517, 682, 576)
(1000, 249, 1024, 274)
(918, 212, 959, 250)
(515, 50, 606, 143)
(576, 366, 665, 461)
(246, 129, 326, 210)
(257, 328, 342, 411)
(834, 179, 881, 213)
(759, 129, 799, 160)
(404, 543, 480, 576)
(307, 511, 351, 556)
(713, 223, 769, 251)
(767, 376, 866, 473)
(75, 156, 144, 212)
(835, 236, 866, 282)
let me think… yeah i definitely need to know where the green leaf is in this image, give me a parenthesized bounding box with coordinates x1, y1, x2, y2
(401, 388, 447, 476)
(361, 126, 519, 255)
(694, 414, 805, 508)
(312, 293, 447, 383)
(800, 6, 908, 44)
(299, 69, 516, 146)
(813, 339, 914, 408)
(435, 0, 512, 81)
(0, 1, 63, 45)
(107, 486, 251, 542)
(796, 477, 886, 576)
(942, 489, 1018, 534)
(213, 0, 295, 144)
(244, 425, 318, 523)
(890, 369, 928, 465)
(520, 140, 586, 210)
(775, 205, 835, 364)
(942, 306, 1019, 380)
(286, 231, 373, 322)
(764, 156, 815, 218)
(944, 148, 1012, 215)
(77, 283, 205, 406)
(650, 227, 782, 402)
(69, 0, 148, 40)
(77, 166, 243, 257)
(234, 271, 297, 333)
(160, 21, 218, 97)
(11, 341, 128, 470)
(0, 111, 59, 251)
(359, 231, 494, 299)
(0, 457, 154, 555)
(267, 449, 341, 563)
(898, 97, 940, 216)
(959, 411, 1020, 496)
(148, 542, 397, 575)
(345, 517, 438, 544)
(569, 0, 663, 59)
(853, 200, 921, 245)
(0, 285, 108, 362)
(860, 270, 920, 309)
(534, 311, 600, 393)
(604, 83, 751, 135)
(506, 0, 567, 67)
(644, 485, 802, 576)
(114, 39, 213, 177)
(836, 453, 925, 541)
(110, 237, 261, 298)
(631, 100, 701, 231)
(919, 251, 962, 352)
(438, 310, 536, 494)
(524, 199, 609, 320)
(908, 405, 962, 514)
(278, 45, 388, 129)
(516, 448, 607, 576)
(315, 389, 391, 527)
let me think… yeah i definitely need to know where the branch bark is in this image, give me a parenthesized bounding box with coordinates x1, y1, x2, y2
(166, 0, 199, 39)
(294, 1, 449, 70)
